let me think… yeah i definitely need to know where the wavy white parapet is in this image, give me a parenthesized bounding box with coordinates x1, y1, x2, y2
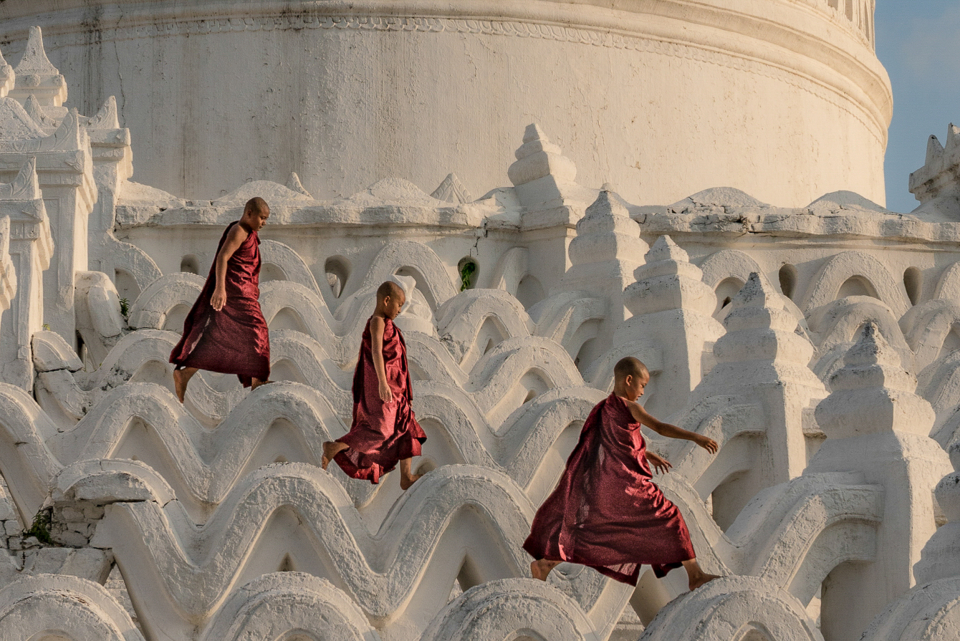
(641, 576, 825, 641)
(89, 463, 535, 638)
(10, 376, 605, 519)
(0, 574, 143, 641)
(861, 576, 960, 641)
(44, 459, 878, 641)
(201, 573, 381, 641)
(423, 578, 604, 641)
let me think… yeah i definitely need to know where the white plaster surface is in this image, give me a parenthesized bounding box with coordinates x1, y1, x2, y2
(0, 0, 890, 208)
(1, 10, 960, 641)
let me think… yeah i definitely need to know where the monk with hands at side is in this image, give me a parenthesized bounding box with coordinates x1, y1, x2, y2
(170, 197, 272, 402)
(323, 281, 427, 490)
(524, 356, 720, 591)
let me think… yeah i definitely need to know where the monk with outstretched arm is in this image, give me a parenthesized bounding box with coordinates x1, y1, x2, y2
(169, 197, 272, 401)
(524, 356, 721, 591)
(322, 281, 427, 489)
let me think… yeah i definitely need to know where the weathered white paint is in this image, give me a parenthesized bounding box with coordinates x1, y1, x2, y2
(0, 10, 960, 641)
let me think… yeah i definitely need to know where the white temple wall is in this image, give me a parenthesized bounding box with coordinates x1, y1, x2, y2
(12, 7, 960, 641)
(114, 225, 515, 301)
(116, 220, 960, 327)
(671, 237, 960, 312)
(0, 0, 891, 208)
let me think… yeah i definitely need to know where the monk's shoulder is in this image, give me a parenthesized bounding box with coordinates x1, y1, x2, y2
(369, 315, 386, 335)
(606, 395, 641, 431)
(226, 221, 250, 243)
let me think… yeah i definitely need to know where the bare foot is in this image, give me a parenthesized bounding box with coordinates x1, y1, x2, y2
(689, 572, 721, 591)
(400, 472, 422, 491)
(530, 559, 561, 581)
(322, 441, 347, 471)
(173, 369, 187, 403)
(251, 378, 273, 391)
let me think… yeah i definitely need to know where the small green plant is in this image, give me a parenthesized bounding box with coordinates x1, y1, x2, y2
(24, 508, 53, 545)
(42, 323, 50, 331)
(459, 261, 476, 291)
(119, 297, 130, 319)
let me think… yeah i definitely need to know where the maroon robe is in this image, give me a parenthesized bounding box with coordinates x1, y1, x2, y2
(523, 393, 695, 585)
(334, 317, 427, 483)
(169, 221, 270, 387)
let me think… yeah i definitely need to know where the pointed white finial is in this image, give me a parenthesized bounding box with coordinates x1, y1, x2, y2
(87, 96, 120, 130)
(14, 27, 58, 75)
(0, 49, 12, 99)
(946, 123, 960, 154)
(507, 123, 580, 213)
(431, 173, 473, 204)
(926, 135, 944, 165)
(841, 322, 898, 369)
(10, 27, 67, 107)
(40, 108, 84, 152)
(0, 158, 40, 200)
(644, 235, 689, 264)
(286, 172, 311, 197)
(22, 94, 48, 127)
(522, 123, 548, 145)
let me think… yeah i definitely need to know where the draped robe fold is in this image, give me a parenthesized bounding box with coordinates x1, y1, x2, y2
(169, 221, 270, 387)
(523, 393, 695, 585)
(334, 317, 427, 483)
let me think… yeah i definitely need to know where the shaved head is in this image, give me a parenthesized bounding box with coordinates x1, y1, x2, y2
(614, 356, 649, 383)
(377, 280, 405, 303)
(244, 197, 270, 215)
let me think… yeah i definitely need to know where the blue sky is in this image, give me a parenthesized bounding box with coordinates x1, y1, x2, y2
(876, 1, 960, 212)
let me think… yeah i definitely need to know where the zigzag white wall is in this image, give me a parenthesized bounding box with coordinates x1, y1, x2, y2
(0, 25, 959, 641)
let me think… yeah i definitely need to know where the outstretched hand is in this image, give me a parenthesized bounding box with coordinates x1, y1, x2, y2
(645, 451, 672, 475)
(211, 288, 227, 311)
(694, 434, 719, 454)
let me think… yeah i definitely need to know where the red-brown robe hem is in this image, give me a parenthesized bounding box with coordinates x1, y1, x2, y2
(334, 316, 427, 484)
(523, 393, 695, 585)
(169, 221, 270, 387)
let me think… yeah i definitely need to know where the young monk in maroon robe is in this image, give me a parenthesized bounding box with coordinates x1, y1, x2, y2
(322, 281, 427, 489)
(524, 356, 721, 591)
(169, 197, 272, 402)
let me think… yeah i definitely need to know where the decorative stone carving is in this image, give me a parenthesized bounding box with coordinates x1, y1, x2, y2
(616, 235, 723, 418)
(0, 218, 15, 317)
(860, 442, 960, 641)
(910, 124, 960, 221)
(806, 323, 952, 640)
(0, 13, 959, 641)
(431, 173, 473, 205)
(0, 49, 13, 100)
(642, 576, 824, 641)
(559, 188, 645, 366)
(0, 158, 51, 390)
(686, 273, 826, 524)
(508, 124, 594, 226)
(8, 27, 67, 107)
